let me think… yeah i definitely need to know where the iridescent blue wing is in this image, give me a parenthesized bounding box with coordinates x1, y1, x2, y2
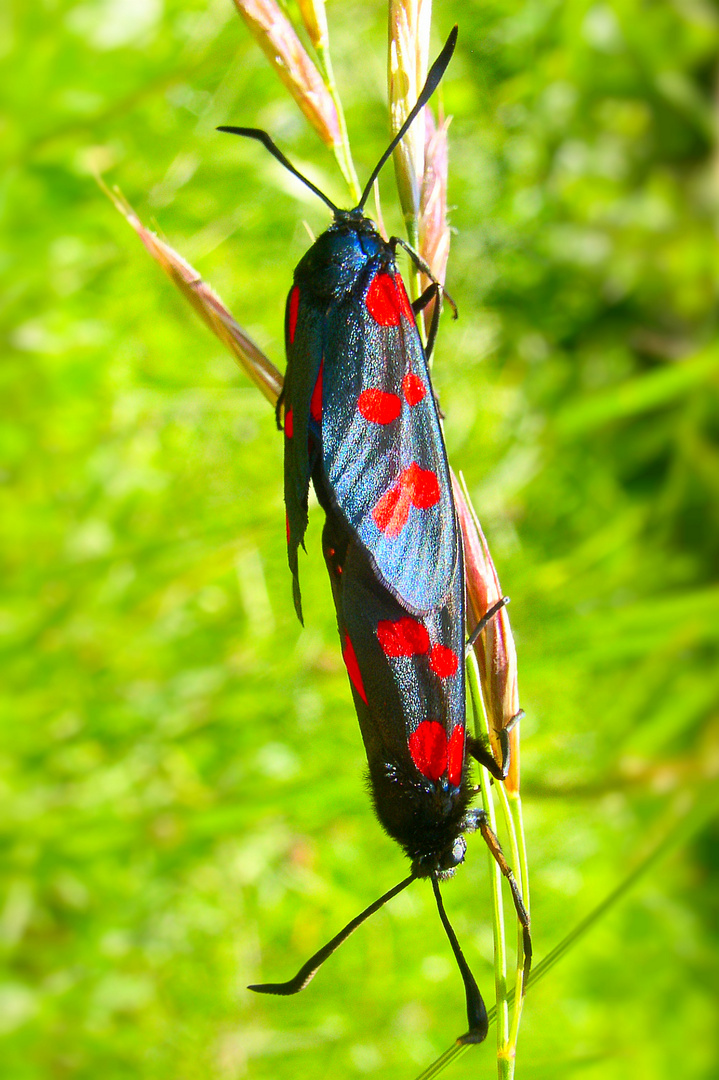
(320, 267, 457, 615)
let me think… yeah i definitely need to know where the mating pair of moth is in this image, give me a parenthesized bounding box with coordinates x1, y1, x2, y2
(220, 27, 530, 1043)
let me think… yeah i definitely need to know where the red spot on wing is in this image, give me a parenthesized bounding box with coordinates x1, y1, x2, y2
(310, 360, 323, 422)
(342, 633, 367, 704)
(429, 645, 459, 678)
(447, 725, 465, 786)
(376, 617, 430, 657)
(358, 388, 402, 424)
(365, 273, 402, 326)
(284, 408, 293, 438)
(409, 720, 447, 781)
(372, 480, 412, 537)
(288, 286, 300, 344)
(285, 512, 290, 545)
(395, 276, 415, 323)
(372, 462, 441, 537)
(408, 462, 440, 508)
(402, 373, 426, 406)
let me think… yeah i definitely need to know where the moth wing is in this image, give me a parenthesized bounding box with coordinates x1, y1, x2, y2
(283, 284, 324, 621)
(321, 272, 457, 615)
(323, 512, 467, 787)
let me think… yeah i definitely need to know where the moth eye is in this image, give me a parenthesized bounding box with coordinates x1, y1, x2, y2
(450, 836, 466, 867)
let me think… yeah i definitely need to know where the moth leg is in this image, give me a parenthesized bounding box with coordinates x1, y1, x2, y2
(411, 282, 440, 352)
(390, 235, 458, 319)
(465, 711, 524, 782)
(393, 240, 452, 370)
(466, 596, 510, 653)
(411, 284, 437, 315)
(275, 385, 286, 432)
(466, 807, 532, 985)
(406, 282, 444, 363)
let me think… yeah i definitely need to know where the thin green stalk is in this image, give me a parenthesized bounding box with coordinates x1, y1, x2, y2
(508, 794, 530, 914)
(467, 652, 511, 1078)
(313, 39, 361, 202)
(411, 779, 719, 1080)
(494, 781, 527, 1054)
(405, 216, 422, 307)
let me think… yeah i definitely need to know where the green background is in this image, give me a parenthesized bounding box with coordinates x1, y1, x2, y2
(3, 0, 719, 1077)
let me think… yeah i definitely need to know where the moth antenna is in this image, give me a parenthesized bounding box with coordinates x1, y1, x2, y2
(248, 873, 416, 996)
(217, 126, 340, 215)
(466, 596, 510, 652)
(357, 25, 458, 211)
(219, 27, 457, 218)
(431, 875, 488, 1045)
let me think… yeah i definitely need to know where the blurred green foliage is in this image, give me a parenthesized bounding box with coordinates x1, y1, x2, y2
(2, 1, 719, 1077)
